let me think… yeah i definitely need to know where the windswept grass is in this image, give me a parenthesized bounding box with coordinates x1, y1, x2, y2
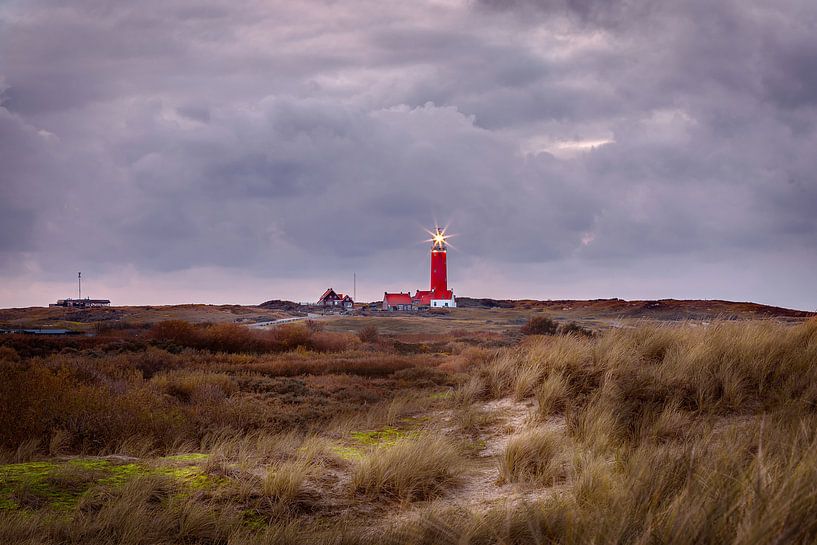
(3, 317, 816, 544)
(351, 434, 463, 502)
(381, 414, 817, 545)
(498, 428, 571, 486)
(1, 476, 243, 545)
(262, 459, 314, 508)
(482, 320, 817, 439)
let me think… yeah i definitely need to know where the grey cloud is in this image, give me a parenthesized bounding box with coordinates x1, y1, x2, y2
(0, 0, 815, 309)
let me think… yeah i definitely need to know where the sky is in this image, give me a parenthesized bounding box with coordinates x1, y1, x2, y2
(1, 0, 816, 310)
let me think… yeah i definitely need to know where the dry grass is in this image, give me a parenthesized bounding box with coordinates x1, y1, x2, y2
(482, 320, 817, 439)
(262, 459, 315, 509)
(3, 318, 817, 544)
(0, 476, 243, 545)
(498, 427, 571, 486)
(535, 371, 571, 419)
(0, 322, 450, 457)
(380, 414, 817, 544)
(351, 434, 463, 502)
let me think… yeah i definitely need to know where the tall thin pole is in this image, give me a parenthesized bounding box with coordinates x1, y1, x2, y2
(353, 273, 356, 303)
(78, 272, 82, 300)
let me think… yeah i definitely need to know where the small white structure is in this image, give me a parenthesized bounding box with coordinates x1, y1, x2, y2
(430, 297, 456, 308)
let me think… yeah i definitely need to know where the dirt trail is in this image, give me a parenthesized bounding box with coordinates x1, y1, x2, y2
(389, 397, 566, 522)
(449, 398, 565, 511)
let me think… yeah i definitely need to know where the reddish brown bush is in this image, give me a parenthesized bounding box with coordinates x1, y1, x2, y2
(0, 346, 20, 363)
(0, 335, 447, 456)
(521, 316, 558, 335)
(358, 325, 379, 343)
(149, 320, 355, 354)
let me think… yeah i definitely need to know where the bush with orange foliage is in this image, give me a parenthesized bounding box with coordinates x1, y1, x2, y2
(150, 320, 356, 354)
(0, 319, 443, 457)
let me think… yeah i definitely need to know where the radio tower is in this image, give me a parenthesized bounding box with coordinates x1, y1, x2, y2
(78, 272, 82, 300)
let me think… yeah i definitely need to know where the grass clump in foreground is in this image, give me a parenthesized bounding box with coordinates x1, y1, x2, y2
(262, 459, 319, 513)
(498, 428, 571, 486)
(351, 434, 463, 502)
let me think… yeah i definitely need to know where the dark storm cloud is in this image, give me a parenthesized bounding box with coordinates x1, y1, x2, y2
(1, 0, 816, 308)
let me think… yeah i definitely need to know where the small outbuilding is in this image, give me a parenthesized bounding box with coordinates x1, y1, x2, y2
(50, 298, 111, 308)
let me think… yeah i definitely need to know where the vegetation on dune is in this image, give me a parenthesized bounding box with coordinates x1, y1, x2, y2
(498, 428, 571, 486)
(0, 320, 456, 458)
(383, 413, 817, 545)
(351, 434, 463, 502)
(462, 318, 817, 544)
(2, 316, 817, 544)
(520, 316, 559, 336)
(488, 319, 817, 421)
(520, 316, 593, 337)
(0, 456, 214, 513)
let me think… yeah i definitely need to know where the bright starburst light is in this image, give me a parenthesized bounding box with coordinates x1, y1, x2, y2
(425, 225, 454, 249)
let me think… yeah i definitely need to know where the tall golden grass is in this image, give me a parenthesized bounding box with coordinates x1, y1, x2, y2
(351, 434, 463, 502)
(404, 318, 817, 544)
(3, 319, 816, 544)
(485, 320, 817, 427)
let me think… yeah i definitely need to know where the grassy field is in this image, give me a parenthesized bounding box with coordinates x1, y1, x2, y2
(0, 304, 292, 332)
(1, 310, 816, 544)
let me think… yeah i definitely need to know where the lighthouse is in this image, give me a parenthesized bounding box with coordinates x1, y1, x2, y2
(430, 229, 448, 295)
(382, 225, 457, 311)
(414, 226, 456, 308)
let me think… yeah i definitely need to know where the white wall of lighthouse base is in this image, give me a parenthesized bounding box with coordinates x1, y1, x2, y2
(430, 298, 456, 308)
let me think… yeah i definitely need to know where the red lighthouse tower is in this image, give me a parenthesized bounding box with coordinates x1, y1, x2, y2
(415, 226, 456, 308)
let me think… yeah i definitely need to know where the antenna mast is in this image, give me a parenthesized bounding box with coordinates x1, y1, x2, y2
(78, 272, 82, 300)
(353, 272, 356, 303)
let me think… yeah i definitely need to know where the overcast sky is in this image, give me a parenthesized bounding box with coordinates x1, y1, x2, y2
(1, 0, 816, 309)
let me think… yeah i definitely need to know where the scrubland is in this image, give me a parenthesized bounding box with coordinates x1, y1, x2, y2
(1, 315, 816, 544)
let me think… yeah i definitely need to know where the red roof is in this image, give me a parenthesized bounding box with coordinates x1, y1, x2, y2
(433, 289, 454, 300)
(318, 288, 338, 302)
(384, 292, 412, 305)
(414, 290, 433, 305)
(414, 289, 453, 304)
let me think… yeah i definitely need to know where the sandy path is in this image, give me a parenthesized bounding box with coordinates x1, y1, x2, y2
(376, 396, 567, 533)
(444, 398, 565, 511)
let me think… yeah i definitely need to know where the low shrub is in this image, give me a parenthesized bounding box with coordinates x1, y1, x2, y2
(558, 321, 594, 337)
(0, 346, 20, 363)
(151, 320, 351, 354)
(521, 316, 558, 335)
(357, 325, 379, 343)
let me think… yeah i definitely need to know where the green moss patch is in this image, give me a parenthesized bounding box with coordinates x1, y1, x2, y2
(350, 426, 416, 447)
(330, 425, 423, 460)
(160, 453, 209, 463)
(154, 465, 213, 489)
(0, 454, 217, 512)
(330, 445, 365, 461)
(0, 461, 86, 511)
